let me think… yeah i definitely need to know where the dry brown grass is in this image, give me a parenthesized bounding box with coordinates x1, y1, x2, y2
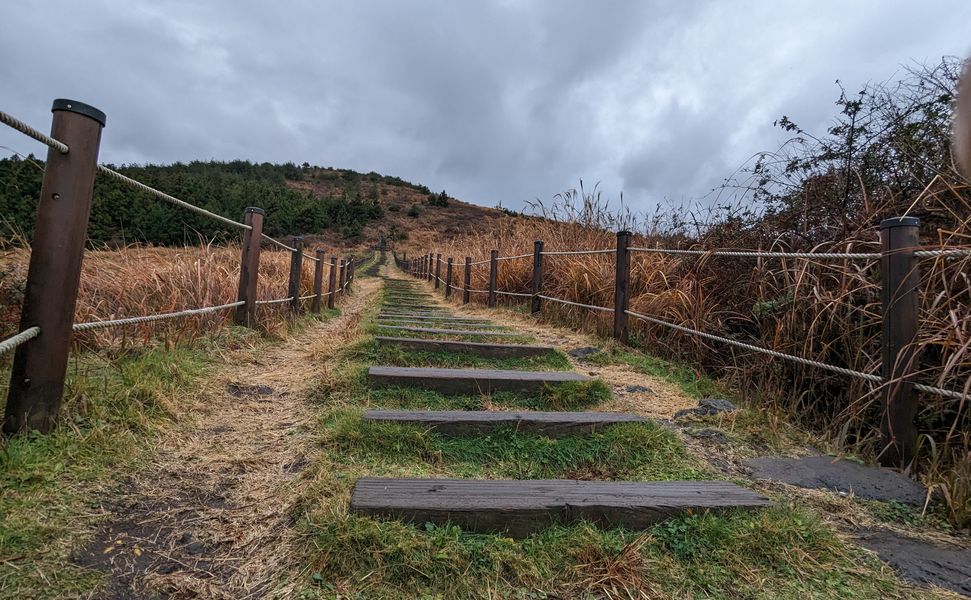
(412, 187, 971, 527)
(0, 242, 346, 348)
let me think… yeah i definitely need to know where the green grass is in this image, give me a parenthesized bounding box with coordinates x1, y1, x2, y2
(0, 334, 231, 599)
(348, 338, 572, 371)
(320, 410, 705, 481)
(586, 347, 723, 399)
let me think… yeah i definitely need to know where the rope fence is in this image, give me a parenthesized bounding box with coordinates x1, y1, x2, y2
(0, 102, 368, 434)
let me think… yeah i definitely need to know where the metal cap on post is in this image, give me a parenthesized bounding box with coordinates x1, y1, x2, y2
(311, 249, 326, 313)
(234, 207, 265, 326)
(488, 250, 499, 307)
(531, 240, 544, 314)
(327, 256, 338, 309)
(4, 99, 105, 434)
(288, 237, 304, 314)
(879, 216, 920, 467)
(463, 256, 472, 304)
(613, 231, 632, 343)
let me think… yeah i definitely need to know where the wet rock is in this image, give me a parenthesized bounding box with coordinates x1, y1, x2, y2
(673, 397, 738, 419)
(685, 428, 728, 443)
(855, 529, 971, 596)
(568, 347, 600, 360)
(746, 455, 927, 505)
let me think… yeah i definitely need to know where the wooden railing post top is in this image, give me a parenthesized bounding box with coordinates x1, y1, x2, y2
(616, 230, 632, 238)
(293, 236, 304, 246)
(52, 98, 107, 126)
(315, 248, 325, 257)
(879, 217, 919, 230)
(244, 206, 265, 216)
(534, 240, 544, 248)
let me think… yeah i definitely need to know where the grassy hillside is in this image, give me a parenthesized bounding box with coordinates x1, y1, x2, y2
(0, 156, 505, 250)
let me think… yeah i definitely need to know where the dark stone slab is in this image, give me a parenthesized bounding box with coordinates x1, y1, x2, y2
(674, 398, 738, 419)
(855, 529, 971, 596)
(746, 455, 927, 505)
(364, 409, 644, 436)
(375, 336, 555, 358)
(375, 325, 522, 337)
(377, 319, 509, 329)
(350, 478, 772, 537)
(367, 366, 589, 395)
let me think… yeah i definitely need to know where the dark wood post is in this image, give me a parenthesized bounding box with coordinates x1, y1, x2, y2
(3, 99, 106, 435)
(488, 250, 499, 307)
(288, 237, 304, 314)
(463, 256, 472, 304)
(311, 249, 325, 313)
(613, 230, 632, 343)
(434, 253, 442, 289)
(338, 259, 347, 298)
(879, 217, 920, 467)
(327, 256, 337, 309)
(234, 207, 264, 326)
(445, 258, 454, 299)
(531, 240, 544, 314)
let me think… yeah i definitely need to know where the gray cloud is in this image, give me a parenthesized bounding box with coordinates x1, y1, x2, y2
(2, 1, 969, 216)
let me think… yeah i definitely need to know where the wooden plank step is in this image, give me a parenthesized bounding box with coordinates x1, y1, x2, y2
(375, 336, 555, 358)
(377, 319, 509, 329)
(378, 313, 488, 322)
(364, 409, 644, 436)
(367, 366, 588, 394)
(375, 325, 522, 337)
(350, 478, 772, 537)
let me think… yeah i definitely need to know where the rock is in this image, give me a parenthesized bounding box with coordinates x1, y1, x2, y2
(186, 541, 205, 555)
(674, 397, 737, 419)
(745, 455, 927, 505)
(685, 428, 728, 443)
(625, 385, 653, 394)
(855, 529, 971, 596)
(568, 347, 600, 360)
(227, 382, 274, 397)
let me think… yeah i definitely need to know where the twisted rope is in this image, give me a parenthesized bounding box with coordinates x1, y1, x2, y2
(73, 301, 243, 331)
(96, 166, 251, 231)
(538, 294, 613, 312)
(255, 297, 294, 306)
(495, 290, 533, 298)
(0, 327, 41, 355)
(0, 110, 69, 153)
(624, 309, 967, 401)
(261, 234, 297, 252)
(495, 253, 533, 261)
(628, 247, 880, 260)
(541, 249, 614, 256)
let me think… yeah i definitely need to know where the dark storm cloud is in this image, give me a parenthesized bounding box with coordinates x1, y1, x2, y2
(2, 1, 969, 215)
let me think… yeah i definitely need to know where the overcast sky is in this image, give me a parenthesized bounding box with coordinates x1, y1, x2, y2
(2, 1, 969, 214)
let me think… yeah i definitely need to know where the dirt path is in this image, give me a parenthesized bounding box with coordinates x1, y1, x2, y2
(75, 275, 381, 600)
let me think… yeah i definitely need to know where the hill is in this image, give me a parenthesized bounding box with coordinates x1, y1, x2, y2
(0, 156, 506, 249)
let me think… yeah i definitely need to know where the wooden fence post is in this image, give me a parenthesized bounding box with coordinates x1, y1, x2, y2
(327, 256, 337, 309)
(434, 253, 442, 289)
(338, 259, 347, 299)
(3, 99, 106, 435)
(288, 237, 304, 314)
(234, 207, 264, 326)
(311, 249, 325, 313)
(879, 217, 920, 467)
(463, 257, 472, 304)
(488, 250, 498, 307)
(426, 253, 432, 281)
(613, 230, 632, 343)
(445, 258, 454, 298)
(531, 240, 544, 314)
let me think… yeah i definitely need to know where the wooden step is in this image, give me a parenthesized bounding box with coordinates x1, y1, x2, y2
(377, 319, 509, 329)
(350, 478, 772, 537)
(378, 313, 488, 322)
(375, 336, 555, 358)
(375, 325, 522, 337)
(367, 366, 588, 394)
(364, 409, 644, 436)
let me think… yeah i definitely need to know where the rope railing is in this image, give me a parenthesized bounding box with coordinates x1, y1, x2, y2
(0, 327, 41, 356)
(0, 110, 69, 153)
(541, 249, 614, 256)
(494, 290, 533, 298)
(624, 309, 967, 401)
(538, 294, 613, 312)
(628, 246, 971, 260)
(255, 297, 296, 306)
(494, 253, 534, 261)
(73, 301, 245, 331)
(261, 234, 297, 252)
